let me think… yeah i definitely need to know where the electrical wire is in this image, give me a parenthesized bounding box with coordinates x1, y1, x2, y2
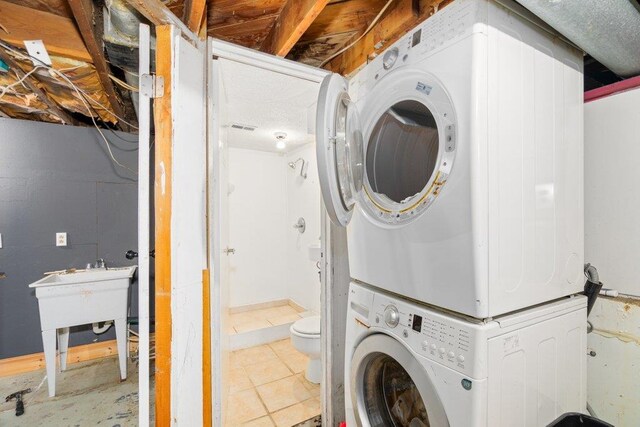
(0, 41, 138, 129)
(0, 41, 139, 175)
(319, 0, 396, 68)
(109, 74, 139, 92)
(0, 66, 43, 100)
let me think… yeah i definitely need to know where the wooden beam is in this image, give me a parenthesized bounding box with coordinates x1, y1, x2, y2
(67, 0, 130, 130)
(260, 0, 330, 57)
(0, 0, 92, 63)
(0, 49, 77, 125)
(124, 0, 198, 42)
(326, 0, 450, 75)
(202, 269, 212, 427)
(184, 0, 207, 35)
(1, 339, 120, 377)
(154, 24, 173, 427)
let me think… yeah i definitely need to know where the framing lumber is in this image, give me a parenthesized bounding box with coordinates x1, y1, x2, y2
(260, 0, 330, 57)
(184, 0, 207, 35)
(1, 339, 119, 377)
(0, 0, 92, 63)
(0, 49, 77, 125)
(154, 24, 173, 427)
(325, 0, 450, 75)
(202, 269, 212, 427)
(67, 0, 130, 130)
(124, 0, 198, 43)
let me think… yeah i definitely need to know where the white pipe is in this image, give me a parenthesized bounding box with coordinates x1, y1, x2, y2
(599, 288, 619, 297)
(92, 321, 113, 334)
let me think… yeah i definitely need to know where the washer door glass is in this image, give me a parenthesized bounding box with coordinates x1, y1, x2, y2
(351, 334, 449, 427)
(366, 100, 439, 205)
(362, 353, 430, 427)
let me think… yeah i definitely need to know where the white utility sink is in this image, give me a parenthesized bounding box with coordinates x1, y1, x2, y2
(29, 266, 136, 397)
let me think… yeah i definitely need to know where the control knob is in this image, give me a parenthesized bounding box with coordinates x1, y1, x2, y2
(384, 306, 400, 328)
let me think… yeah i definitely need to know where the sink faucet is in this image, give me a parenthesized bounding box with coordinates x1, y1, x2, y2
(94, 258, 106, 269)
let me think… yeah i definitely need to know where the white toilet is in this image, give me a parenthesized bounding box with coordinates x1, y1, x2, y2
(290, 315, 321, 384)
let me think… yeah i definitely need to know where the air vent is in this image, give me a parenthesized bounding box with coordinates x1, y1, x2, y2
(231, 123, 257, 131)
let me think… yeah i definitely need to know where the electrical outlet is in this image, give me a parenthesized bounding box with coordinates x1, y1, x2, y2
(56, 232, 67, 247)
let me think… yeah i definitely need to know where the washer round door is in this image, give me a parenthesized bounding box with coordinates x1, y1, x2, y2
(351, 334, 449, 427)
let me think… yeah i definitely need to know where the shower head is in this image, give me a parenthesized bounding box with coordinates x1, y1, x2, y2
(288, 158, 308, 179)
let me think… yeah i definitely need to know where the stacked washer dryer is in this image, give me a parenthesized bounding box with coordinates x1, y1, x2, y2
(315, 0, 586, 425)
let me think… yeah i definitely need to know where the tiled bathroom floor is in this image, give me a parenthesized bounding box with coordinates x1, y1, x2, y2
(225, 339, 321, 426)
(229, 303, 305, 334)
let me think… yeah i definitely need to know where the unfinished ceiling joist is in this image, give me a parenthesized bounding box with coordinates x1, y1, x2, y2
(123, 0, 199, 43)
(260, 0, 330, 57)
(0, 0, 92, 63)
(0, 49, 77, 125)
(184, 0, 207, 35)
(326, 0, 450, 75)
(67, 0, 131, 130)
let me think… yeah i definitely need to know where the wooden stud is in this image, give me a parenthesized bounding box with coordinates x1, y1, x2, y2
(326, 0, 450, 75)
(154, 24, 173, 427)
(0, 0, 92, 63)
(123, 0, 199, 43)
(67, 0, 132, 131)
(260, 0, 330, 57)
(202, 269, 212, 427)
(0, 49, 77, 125)
(184, 0, 207, 35)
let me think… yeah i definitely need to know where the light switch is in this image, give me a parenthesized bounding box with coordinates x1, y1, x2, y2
(56, 232, 67, 247)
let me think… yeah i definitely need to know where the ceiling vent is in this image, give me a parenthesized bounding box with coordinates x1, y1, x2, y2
(231, 123, 257, 131)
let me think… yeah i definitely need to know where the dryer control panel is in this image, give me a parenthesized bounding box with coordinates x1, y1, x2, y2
(360, 284, 486, 378)
(358, 0, 483, 90)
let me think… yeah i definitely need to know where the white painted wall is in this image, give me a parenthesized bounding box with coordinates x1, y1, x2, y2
(585, 86, 640, 426)
(227, 144, 321, 312)
(228, 148, 289, 307)
(286, 144, 322, 313)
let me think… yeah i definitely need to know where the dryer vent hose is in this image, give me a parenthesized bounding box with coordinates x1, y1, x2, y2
(584, 263, 603, 317)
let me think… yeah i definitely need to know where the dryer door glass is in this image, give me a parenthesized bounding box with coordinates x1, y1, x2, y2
(361, 353, 430, 427)
(316, 73, 364, 227)
(366, 100, 439, 205)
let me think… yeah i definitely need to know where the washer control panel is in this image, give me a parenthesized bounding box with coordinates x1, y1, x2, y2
(369, 288, 480, 377)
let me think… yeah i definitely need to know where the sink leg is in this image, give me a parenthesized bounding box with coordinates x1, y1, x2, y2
(57, 327, 70, 371)
(42, 329, 56, 397)
(114, 318, 127, 380)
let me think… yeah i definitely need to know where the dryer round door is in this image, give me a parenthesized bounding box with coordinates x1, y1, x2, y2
(359, 70, 457, 226)
(350, 334, 449, 427)
(316, 73, 365, 226)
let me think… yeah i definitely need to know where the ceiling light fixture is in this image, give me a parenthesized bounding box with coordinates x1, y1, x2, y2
(274, 132, 287, 150)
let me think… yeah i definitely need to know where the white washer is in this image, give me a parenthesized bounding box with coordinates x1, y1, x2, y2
(345, 282, 587, 427)
(316, 0, 584, 318)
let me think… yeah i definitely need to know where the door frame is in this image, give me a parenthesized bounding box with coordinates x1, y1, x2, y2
(207, 38, 346, 424)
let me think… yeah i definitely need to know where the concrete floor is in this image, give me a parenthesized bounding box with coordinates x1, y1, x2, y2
(0, 356, 154, 426)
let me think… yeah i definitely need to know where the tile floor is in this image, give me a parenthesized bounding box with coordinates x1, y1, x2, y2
(225, 339, 321, 426)
(229, 304, 304, 335)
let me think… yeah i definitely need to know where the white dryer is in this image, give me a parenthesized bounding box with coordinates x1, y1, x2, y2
(316, 0, 585, 318)
(344, 282, 587, 427)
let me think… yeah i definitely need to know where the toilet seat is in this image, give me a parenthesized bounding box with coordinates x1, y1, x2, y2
(291, 315, 321, 337)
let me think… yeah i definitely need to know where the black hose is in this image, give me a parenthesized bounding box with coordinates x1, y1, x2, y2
(584, 263, 603, 317)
